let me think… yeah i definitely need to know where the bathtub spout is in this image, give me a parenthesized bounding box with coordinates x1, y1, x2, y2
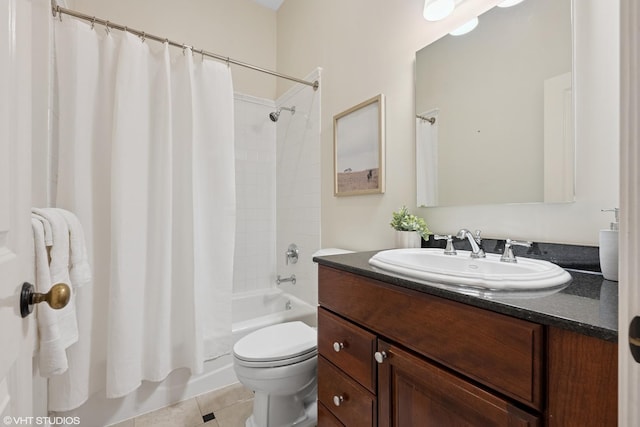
(276, 274, 296, 285)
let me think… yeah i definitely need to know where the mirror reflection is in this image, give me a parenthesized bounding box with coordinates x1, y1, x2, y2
(415, 0, 573, 207)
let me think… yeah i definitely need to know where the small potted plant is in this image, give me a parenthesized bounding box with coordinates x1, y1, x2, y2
(390, 206, 431, 248)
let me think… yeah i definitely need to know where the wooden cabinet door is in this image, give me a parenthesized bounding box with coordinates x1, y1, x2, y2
(546, 327, 617, 426)
(377, 340, 540, 427)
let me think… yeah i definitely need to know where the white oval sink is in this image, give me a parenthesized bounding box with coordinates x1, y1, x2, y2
(369, 248, 572, 291)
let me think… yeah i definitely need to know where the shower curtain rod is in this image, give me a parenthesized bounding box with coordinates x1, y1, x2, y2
(51, 2, 319, 91)
(416, 114, 436, 125)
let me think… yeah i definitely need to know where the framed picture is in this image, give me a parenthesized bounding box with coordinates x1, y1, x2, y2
(333, 94, 385, 196)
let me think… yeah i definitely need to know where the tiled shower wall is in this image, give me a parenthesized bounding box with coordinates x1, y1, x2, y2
(233, 69, 321, 305)
(275, 69, 322, 306)
(233, 94, 277, 293)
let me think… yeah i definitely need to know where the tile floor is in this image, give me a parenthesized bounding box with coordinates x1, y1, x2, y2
(108, 383, 254, 427)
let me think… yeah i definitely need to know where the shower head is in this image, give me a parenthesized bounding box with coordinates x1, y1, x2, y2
(269, 106, 295, 122)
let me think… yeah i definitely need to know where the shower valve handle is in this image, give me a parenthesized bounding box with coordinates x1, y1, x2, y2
(285, 243, 299, 265)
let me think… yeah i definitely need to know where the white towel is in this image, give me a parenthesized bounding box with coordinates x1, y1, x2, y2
(46, 208, 94, 412)
(31, 208, 79, 376)
(32, 213, 53, 246)
(54, 208, 92, 288)
(32, 208, 72, 285)
(32, 218, 69, 376)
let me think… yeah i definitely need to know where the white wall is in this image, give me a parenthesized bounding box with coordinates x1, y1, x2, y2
(277, 0, 619, 247)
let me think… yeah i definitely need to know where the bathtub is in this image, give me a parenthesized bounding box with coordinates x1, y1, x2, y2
(232, 288, 317, 337)
(61, 288, 317, 426)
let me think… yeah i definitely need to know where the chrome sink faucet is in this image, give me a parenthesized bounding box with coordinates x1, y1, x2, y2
(456, 229, 485, 258)
(500, 239, 532, 263)
(434, 234, 457, 255)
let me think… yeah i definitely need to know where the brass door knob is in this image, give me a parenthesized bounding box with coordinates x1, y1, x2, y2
(20, 282, 71, 318)
(630, 316, 640, 363)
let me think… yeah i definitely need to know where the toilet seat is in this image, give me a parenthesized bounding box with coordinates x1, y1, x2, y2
(234, 348, 317, 368)
(233, 321, 317, 368)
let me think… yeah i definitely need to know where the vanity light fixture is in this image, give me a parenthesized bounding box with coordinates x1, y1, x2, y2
(497, 0, 525, 7)
(449, 16, 479, 36)
(423, 0, 455, 21)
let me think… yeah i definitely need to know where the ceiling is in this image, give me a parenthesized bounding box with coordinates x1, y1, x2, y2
(252, 0, 284, 11)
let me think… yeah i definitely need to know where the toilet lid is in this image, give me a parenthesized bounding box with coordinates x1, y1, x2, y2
(233, 321, 317, 363)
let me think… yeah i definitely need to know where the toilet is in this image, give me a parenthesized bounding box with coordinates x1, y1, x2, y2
(233, 321, 318, 427)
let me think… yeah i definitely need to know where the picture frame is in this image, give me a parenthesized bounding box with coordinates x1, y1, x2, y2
(333, 94, 385, 196)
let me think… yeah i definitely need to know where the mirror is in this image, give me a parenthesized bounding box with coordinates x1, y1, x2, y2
(415, 0, 573, 207)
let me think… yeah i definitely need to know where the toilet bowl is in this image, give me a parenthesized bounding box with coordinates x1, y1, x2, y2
(233, 321, 318, 427)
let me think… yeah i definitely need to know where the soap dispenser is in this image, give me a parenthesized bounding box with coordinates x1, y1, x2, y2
(599, 208, 619, 281)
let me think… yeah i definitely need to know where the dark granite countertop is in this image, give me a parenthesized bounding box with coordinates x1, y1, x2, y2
(313, 250, 618, 343)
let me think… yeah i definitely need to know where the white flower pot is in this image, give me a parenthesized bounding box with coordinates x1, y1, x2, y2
(395, 230, 422, 248)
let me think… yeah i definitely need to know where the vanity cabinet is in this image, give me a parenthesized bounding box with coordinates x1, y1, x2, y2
(317, 265, 617, 426)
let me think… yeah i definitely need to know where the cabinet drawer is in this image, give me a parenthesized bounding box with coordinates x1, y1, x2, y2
(318, 356, 376, 427)
(318, 402, 345, 426)
(319, 266, 544, 409)
(318, 308, 376, 392)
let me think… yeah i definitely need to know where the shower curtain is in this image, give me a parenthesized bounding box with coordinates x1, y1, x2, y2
(416, 109, 439, 207)
(50, 17, 235, 409)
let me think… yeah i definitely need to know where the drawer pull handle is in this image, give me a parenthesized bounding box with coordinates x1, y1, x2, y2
(374, 351, 387, 364)
(333, 395, 345, 407)
(333, 342, 344, 352)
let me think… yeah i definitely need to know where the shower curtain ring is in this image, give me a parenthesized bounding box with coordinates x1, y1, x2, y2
(201, 49, 205, 62)
(182, 44, 186, 55)
(105, 21, 110, 34)
(140, 32, 146, 43)
(90, 17, 96, 30)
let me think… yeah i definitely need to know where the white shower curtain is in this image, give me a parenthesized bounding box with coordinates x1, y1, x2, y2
(51, 17, 235, 408)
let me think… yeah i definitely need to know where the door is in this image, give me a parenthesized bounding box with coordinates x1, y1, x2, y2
(377, 340, 540, 427)
(620, 0, 640, 425)
(0, 0, 36, 419)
